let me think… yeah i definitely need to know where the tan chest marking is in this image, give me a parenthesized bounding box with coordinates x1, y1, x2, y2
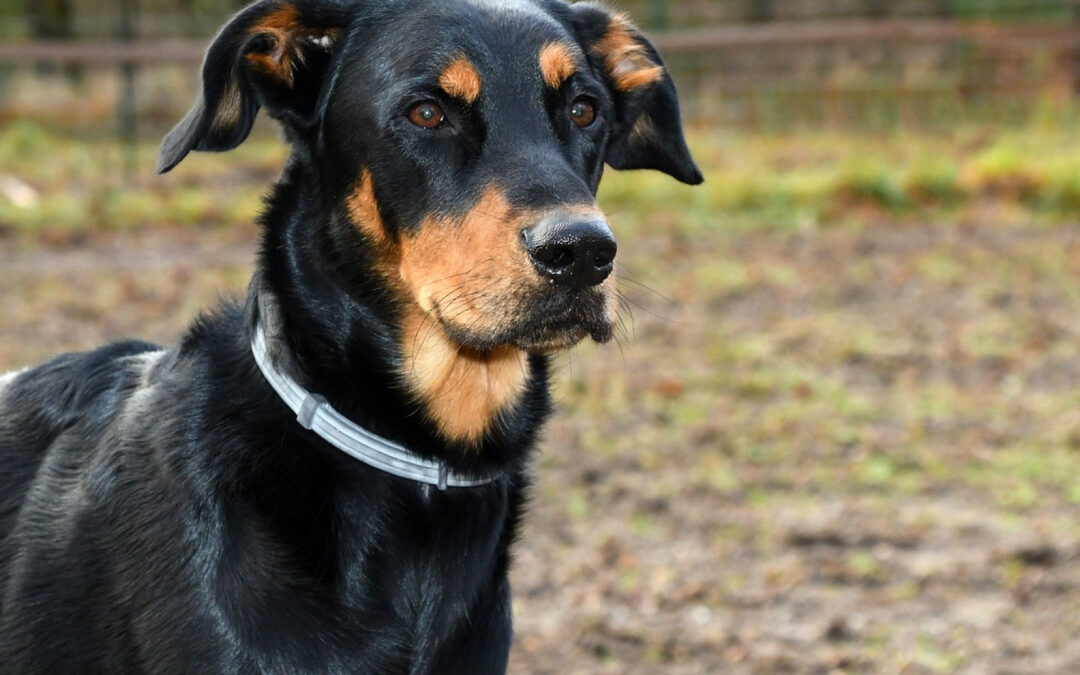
(401, 311, 528, 446)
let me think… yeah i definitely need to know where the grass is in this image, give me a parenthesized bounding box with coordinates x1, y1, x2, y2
(604, 120, 1080, 233)
(5, 116, 1080, 234)
(0, 119, 286, 233)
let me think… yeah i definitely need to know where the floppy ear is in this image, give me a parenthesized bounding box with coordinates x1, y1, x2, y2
(157, 0, 344, 174)
(570, 3, 703, 185)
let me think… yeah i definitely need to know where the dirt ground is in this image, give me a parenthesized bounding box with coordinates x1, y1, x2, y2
(2, 213, 1079, 674)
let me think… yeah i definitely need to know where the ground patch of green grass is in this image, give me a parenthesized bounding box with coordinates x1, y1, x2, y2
(0, 119, 285, 232)
(600, 121, 1080, 232)
(6, 119, 1080, 233)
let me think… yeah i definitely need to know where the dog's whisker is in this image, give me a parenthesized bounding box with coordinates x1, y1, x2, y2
(615, 292, 638, 340)
(615, 273, 682, 310)
(615, 290, 683, 325)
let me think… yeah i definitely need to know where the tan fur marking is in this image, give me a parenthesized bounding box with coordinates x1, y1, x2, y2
(254, 4, 303, 33)
(245, 5, 338, 87)
(593, 15, 665, 92)
(368, 187, 615, 445)
(539, 42, 578, 89)
(401, 311, 527, 445)
(398, 188, 527, 334)
(245, 6, 303, 86)
(346, 169, 387, 245)
(395, 188, 537, 444)
(439, 56, 483, 104)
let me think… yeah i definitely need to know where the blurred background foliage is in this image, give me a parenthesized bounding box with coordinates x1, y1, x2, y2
(4, 0, 1080, 132)
(5, 0, 1080, 229)
(3, 1, 1080, 672)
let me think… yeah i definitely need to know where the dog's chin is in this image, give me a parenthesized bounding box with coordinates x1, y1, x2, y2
(441, 317, 613, 355)
(512, 317, 616, 353)
(511, 325, 591, 353)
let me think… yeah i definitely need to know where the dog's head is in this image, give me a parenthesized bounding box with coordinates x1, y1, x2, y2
(160, 0, 700, 442)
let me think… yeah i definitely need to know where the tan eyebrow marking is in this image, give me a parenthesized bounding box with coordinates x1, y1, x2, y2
(539, 42, 578, 89)
(439, 56, 482, 104)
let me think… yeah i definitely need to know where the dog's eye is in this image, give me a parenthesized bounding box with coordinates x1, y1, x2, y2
(569, 97, 597, 128)
(408, 102, 446, 129)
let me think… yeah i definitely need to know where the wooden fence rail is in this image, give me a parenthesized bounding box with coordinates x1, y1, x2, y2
(1, 19, 1078, 65)
(0, 40, 204, 65)
(653, 19, 1080, 51)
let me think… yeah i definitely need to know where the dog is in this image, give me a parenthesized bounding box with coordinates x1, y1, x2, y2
(0, 0, 701, 671)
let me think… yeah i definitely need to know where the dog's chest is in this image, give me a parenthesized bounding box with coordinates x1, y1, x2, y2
(217, 481, 516, 669)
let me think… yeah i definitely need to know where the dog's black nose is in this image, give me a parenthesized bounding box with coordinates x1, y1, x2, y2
(524, 217, 617, 289)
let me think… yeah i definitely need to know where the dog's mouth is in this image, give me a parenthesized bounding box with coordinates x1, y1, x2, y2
(432, 288, 614, 354)
(511, 301, 615, 352)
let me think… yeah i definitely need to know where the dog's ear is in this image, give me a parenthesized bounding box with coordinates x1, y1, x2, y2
(570, 3, 703, 185)
(157, 1, 345, 174)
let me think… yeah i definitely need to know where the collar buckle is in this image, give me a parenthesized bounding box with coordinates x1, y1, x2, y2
(297, 392, 328, 431)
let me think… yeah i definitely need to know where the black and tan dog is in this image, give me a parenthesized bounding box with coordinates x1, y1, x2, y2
(0, 0, 700, 671)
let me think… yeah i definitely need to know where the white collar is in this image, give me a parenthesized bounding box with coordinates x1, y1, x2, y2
(251, 322, 496, 491)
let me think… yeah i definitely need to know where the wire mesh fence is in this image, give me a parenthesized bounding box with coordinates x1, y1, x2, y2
(1, 0, 1080, 135)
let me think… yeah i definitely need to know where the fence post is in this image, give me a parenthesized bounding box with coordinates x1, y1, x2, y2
(1074, 0, 1080, 96)
(746, 0, 774, 23)
(25, 0, 80, 80)
(117, 0, 138, 178)
(867, 0, 889, 19)
(933, 0, 955, 18)
(649, 0, 669, 30)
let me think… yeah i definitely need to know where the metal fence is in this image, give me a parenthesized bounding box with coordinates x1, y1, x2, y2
(2, 0, 1080, 134)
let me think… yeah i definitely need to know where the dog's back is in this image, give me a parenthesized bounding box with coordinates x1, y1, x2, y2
(0, 340, 171, 669)
(0, 339, 164, 540)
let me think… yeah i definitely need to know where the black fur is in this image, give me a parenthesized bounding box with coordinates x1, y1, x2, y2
(0, 1, 699, 672)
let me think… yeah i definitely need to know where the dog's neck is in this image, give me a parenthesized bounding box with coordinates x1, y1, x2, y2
(396, 309, 529, 445)
(243, 164, 552, 478)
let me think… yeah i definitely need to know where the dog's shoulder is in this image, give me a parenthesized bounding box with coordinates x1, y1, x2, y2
(0, 341, 167, 504)
(0, 340, 166, 572)
(0, 340, 165, 443)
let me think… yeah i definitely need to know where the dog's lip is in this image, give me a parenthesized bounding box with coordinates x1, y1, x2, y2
(426, 291, 613, 353)
(510, 309, 614, 352)
(431, 308, 608, 353)
(537, 313, 585, 332)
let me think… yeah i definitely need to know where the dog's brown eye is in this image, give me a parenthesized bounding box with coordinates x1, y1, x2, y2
(569, 98, 596, 128)
(408, 102, 445, 129)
